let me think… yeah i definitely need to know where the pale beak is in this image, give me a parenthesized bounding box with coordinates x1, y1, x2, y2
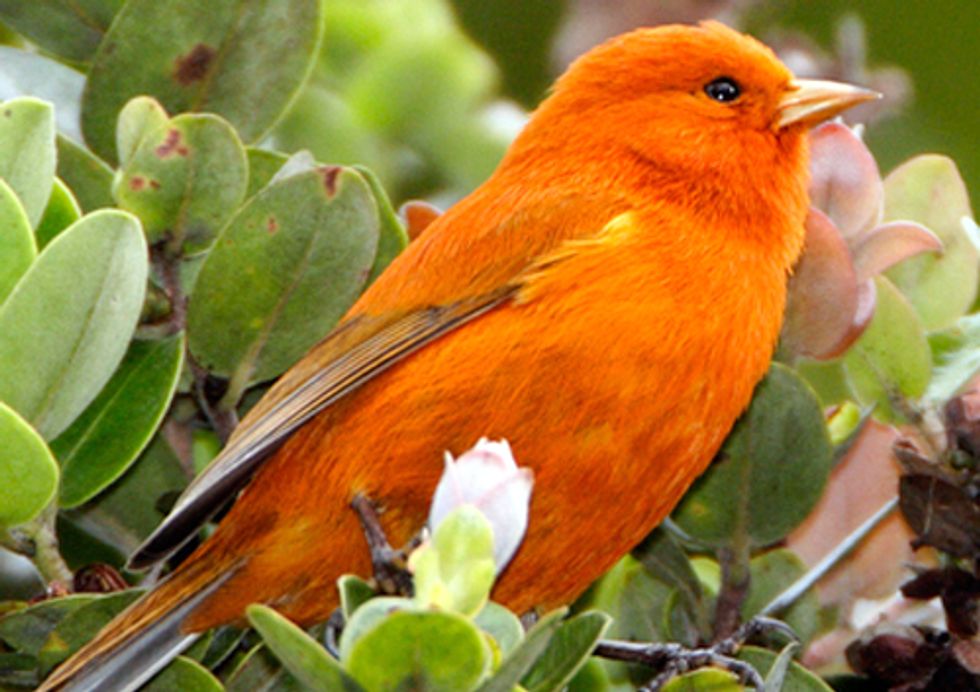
(775, 79, 880, 129)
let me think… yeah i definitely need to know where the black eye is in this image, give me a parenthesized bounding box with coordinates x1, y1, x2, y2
(704, 77, 741, 103)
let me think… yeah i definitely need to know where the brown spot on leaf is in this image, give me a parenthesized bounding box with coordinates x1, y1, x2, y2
(156, 128, 188, 158)
(319, 166, 341, 195)
(130, 176, 146, 191)
(266, 216, 278, 234)
(174, 43, 216, 85)
(150, 179, 161, 190)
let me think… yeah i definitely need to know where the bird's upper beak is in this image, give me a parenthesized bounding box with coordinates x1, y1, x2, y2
(775, 79, 880, 129)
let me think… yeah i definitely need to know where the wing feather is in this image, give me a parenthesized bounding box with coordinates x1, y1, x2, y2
(128, 286, 516, 569)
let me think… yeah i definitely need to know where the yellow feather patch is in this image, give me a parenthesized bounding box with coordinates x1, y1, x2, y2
(515, 211, 638, 303)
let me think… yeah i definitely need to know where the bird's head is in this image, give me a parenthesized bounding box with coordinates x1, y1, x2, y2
(510, 21, 877, 230)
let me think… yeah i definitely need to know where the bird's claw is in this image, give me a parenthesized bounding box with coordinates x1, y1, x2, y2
(595, 616, 799, 691)
(350, 494, 415, 597)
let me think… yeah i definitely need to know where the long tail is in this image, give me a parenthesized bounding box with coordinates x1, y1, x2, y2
(38, 558, 240, 692)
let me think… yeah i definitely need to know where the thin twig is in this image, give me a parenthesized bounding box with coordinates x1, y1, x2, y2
(761, 496, 899, 617)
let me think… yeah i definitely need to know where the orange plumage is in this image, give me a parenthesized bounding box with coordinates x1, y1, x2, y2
(42, 22, 875, 690)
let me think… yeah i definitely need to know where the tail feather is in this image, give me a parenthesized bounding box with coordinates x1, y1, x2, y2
(39, 560, 240, 691)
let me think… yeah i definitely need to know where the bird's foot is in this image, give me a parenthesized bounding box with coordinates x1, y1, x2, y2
(350, 494, 416, 597)
(595, 616, 797, 691)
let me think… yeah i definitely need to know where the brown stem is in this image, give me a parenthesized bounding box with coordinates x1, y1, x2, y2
(713, 546, 751, 641)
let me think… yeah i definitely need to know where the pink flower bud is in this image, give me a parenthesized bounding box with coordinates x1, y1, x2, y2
(428, 438, 534, 573)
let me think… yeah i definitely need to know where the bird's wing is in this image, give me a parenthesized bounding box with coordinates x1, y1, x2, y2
(128, 287, 515, 569)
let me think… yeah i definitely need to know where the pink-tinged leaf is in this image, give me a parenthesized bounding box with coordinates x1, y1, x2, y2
(399, 200, 442, 241)
(782, 209, 862, 359)
(808, 122, 882, 238)
(852, 221, 943, 282)
(787, 420, 919, 606)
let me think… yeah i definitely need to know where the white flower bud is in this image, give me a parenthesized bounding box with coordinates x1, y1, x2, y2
(428, 438, 533, 573)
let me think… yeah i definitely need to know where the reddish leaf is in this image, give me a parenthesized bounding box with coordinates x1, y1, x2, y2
(809, 122, 882, 238)
(899, 474, 980, 557)
(852, 221, 943, 282)
(399, 199, 442, 241)
(783, 209, 864, 359)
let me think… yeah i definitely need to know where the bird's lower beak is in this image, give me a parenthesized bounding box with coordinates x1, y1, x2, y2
(775, 79, 880, 129)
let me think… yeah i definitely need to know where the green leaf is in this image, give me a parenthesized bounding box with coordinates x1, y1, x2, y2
(54, 335, 184, 508)
(245, 147, 289, 200)
(0, 402, 58, 527)
(927, 312, 980, 402)
(661, 668, 742, 692)
(414, 505, 496, 616)
(739, 646, 832, 692)
(474, 602, 523, 658)
(247, 604, 363, 692)
(0, 178, 35, 304)
(742, 549, 820, 647)
(187, 166, 379, 385)
(338, 575, 376, 621)
(476, 609, 565, 692)
(632, 528, 710, 641)
(81, 0, 323, 162)
(115, 96, 170, 168)
(144, 655, 224, 692)
(844, 276, 932, 422)
(0, 47, 85, 142)
(673, 364, 834, 548)
(0, 595, 99, 657)
(114, 113, 248, 254)
(0, 210, 148, 439)
(35, 178, 82, 251)
(226, 644, 303, 692)
(884, 155, 977, 331)
(339, 597, 417, 661)
(56, 136, 115, 213)
(0, 97, 56, 228)
(0, 0, 122, 63)
(353, 165, 408, 283)
(521, 611, 611, 692)
(345, 610, 491, 692)
(37, 591, 140, 673)
(69, 434, 189, 557)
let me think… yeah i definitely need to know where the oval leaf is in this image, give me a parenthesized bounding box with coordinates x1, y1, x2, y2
(0, 97, 56, 228)
(742, 549, 820, 647)
(55, 334, 184, 508)
(113, 113, 248, 254)
(672, 364, 834, 548)
(345, 610, 490, 691)
(143, 655, 223, 692)
(35, 178, 82, 251)
(520, 611, 611, 692)
(852, 221, 943, 282)
(246, 604, 363, 692)
(353, 165, 408, 283)
(81, 0, 322, 162)
(37, 590, 140, 673)
(0, 178, 35, 303)
(115, 96, 169, 168)
(739, 646, 833, 691)
(0, 210, 148, 439)
(782, 209, 862, 360)
(884, 155, 978, 330)
(0, 402, 58, 527)
(187, 167, 379, 384)
(808, 122, 882, 237)
(56, 136, 114, 213)
(844, 276, 932, 422)
(0, 1, 121, 63)
(476, 608, 566, 692)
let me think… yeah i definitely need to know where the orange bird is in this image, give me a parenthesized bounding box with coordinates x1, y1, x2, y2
(43, 22, 874, 690)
